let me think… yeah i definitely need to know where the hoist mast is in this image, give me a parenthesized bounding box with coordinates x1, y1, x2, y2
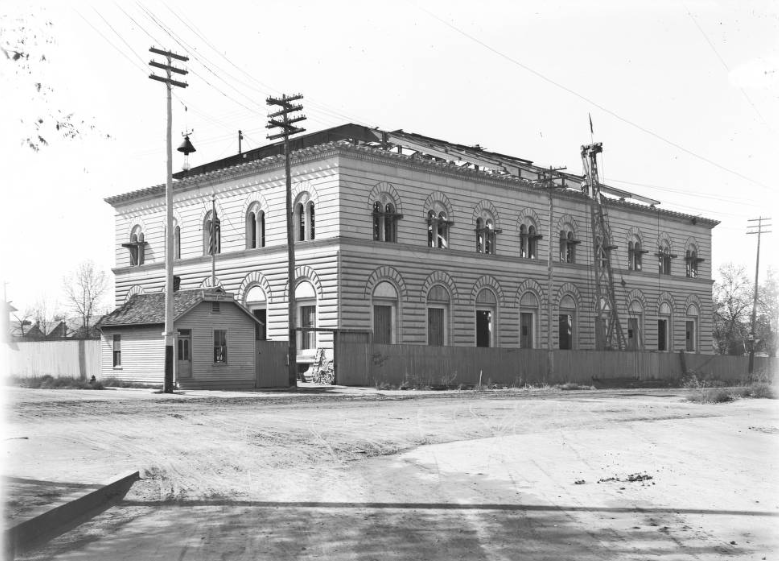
(581, 142, 627, 350)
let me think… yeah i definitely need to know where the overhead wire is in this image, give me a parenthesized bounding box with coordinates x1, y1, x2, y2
(74, 9, 148, 76)
(133, 3, 261, 114)
(161, 4, 373, 128)
(412, 3, 772, 192)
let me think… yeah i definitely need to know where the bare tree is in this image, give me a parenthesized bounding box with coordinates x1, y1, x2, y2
(713, 263, 752, 355)
(1, 9, 105, 150)
(63, 261, 107, 333)
(31, 297, 55, 336)
(12, 309, 32, 337)
(756, 267, 778, 357)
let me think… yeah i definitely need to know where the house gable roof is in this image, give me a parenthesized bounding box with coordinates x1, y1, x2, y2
(98, 289, 262, 328)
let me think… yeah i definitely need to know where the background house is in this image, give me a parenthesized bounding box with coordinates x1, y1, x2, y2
(98, 288, 271, 389)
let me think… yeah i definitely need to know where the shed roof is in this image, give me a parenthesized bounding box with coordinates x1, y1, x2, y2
(98, 289, 262, 328)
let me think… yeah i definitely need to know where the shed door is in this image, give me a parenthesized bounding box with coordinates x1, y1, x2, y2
(177, 329, 192, 378)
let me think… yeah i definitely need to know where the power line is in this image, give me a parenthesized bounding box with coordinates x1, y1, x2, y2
(133, 4, 260, 114)
(74, 9, 147, 76)
(413, 3, 773, 192)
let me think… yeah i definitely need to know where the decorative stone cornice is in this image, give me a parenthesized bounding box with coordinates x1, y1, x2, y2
(105, 138, 719, 228)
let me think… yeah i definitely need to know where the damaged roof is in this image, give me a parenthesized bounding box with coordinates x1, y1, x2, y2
(105, 122, 717, 219)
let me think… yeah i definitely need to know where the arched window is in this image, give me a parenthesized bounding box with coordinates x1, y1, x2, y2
(174, 224, 181, 260)
(123, 225, 146, 266)
(373, 201, 400, 242)
(559, 228, 578, 263)
(427, 210, 449, 249)
(427, 285, 450, 346)
(627, 300, 643, 350)
(296, 202, 305, 242)
(372, 281, 399, 344)
(558, 294, 577, 349)
(475, 289, 497, 347)
(245, 285, 267, 340)
(294, 197, 315, 242)
(308, 201, 315, 240)
(657, 240, 674, 275)
(520, 221, 540, 259)
(685, 245, 703, 278)
(373, 202, 382, 241)
(296, 281, 317, 352)
(203, 211, 221, 256)
(246, 205, 265, 249)
(384, 203, 397, 242)
(686, 304, 699, 352)
(628, 237, 644, 271)
(657, 301, 673, 351)
(519, 292, 539, 348)
(475, 213, 497, 254)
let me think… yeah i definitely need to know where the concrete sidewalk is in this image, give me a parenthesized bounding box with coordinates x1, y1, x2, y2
(4, 471, 139, 559)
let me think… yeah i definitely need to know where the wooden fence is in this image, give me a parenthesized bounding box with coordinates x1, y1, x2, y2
(335, 341, 778, 387)
(5, 340, 102, 380)
(256, 340, 290, 388)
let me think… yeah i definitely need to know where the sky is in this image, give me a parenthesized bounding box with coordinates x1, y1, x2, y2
(1, 0, 777, 321)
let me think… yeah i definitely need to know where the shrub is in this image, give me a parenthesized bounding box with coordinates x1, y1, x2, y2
(557, 383, 595, 391)
(101, 378, 159, 389)
(15, 375, 102, 390)
(748, 383, 775, 399)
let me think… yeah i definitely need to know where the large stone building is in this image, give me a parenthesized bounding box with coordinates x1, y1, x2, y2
(106, 124, 717, 368)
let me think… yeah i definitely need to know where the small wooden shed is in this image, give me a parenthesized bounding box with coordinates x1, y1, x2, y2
(98, 288, 273, 390)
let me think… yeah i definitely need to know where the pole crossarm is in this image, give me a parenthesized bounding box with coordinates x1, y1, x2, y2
(149, 74, 189, 88)
(148, 60, 189, 75)
(149, 46, 189, 62)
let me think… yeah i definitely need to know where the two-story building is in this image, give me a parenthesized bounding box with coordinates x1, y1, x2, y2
(105, 123, 717, 374)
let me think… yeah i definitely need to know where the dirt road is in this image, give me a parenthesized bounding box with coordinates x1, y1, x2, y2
(5, 387, 779, 560)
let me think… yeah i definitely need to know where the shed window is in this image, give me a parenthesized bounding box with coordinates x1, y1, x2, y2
(112, 334, 121, 368)
(213, 330, 227, 363)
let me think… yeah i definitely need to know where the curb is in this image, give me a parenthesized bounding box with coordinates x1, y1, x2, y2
(4, 470, 140, 559)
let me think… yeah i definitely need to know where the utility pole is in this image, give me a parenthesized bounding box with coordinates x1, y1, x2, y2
(149, 46, 189, 393)
(266, 94, 306, 388)
(543, 167, 566, 382)
(747, 216, 772, 375)
(238, 130, 243, 154)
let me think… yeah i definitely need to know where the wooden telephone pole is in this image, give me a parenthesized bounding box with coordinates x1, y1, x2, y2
(149, 47, 188, 393)
(266, 94, 306, 387)
(747, 216, 772, 375)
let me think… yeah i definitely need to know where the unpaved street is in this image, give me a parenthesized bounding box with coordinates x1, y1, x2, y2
(5, 387, 779, 560)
